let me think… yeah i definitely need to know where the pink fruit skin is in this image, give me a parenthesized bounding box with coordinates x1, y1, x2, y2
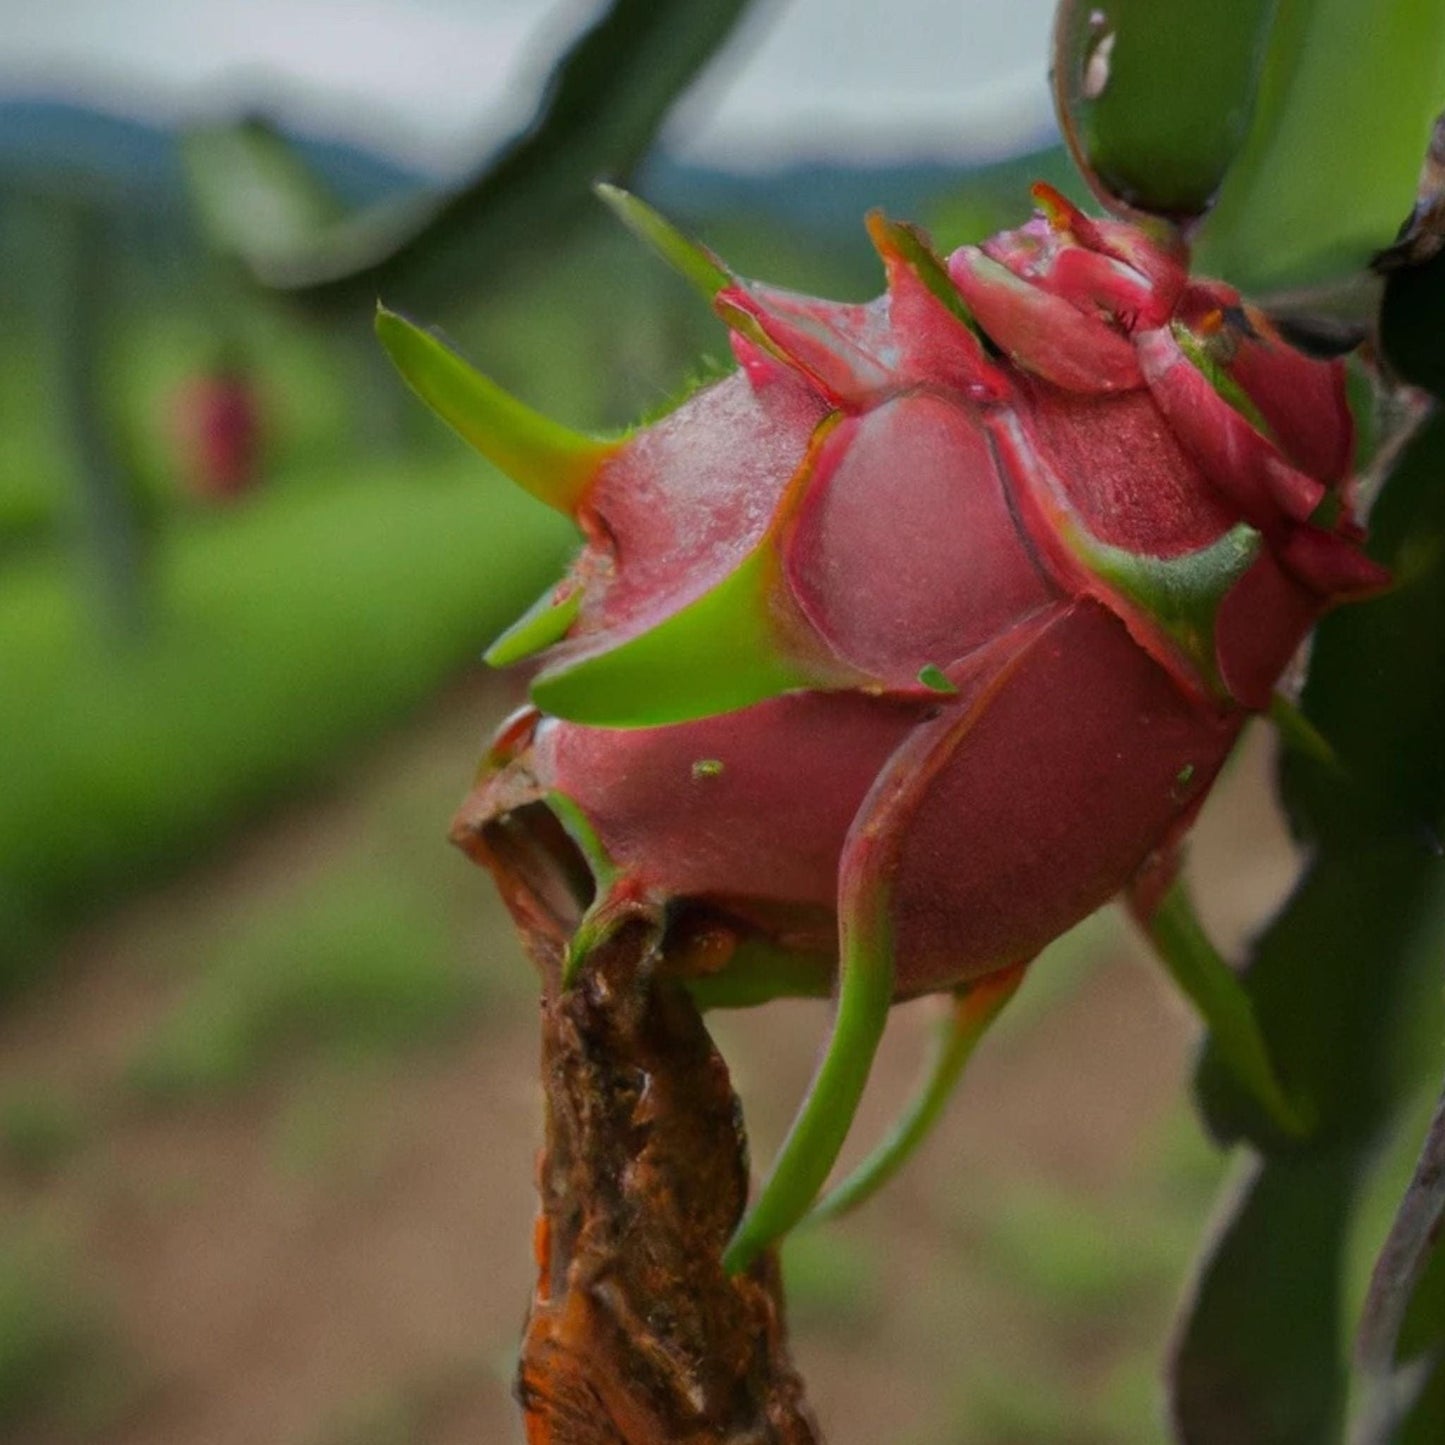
(461, 185, 1387, 1001)
(478, 597, 1235, 995)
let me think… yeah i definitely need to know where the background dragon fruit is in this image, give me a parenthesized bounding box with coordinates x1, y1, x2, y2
(379, 173, 1386, 1271)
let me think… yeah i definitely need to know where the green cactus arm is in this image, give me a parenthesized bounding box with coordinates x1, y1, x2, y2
(1193, 0, 1445, 296)
(1138, 875, 1313, 1138)
(721, 837, 897, 1275)
(1052, 0, 1277, 220)
(804, 961, 1029, 1226)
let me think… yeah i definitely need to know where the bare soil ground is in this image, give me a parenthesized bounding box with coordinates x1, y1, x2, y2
(0, 682, 1297, 1445)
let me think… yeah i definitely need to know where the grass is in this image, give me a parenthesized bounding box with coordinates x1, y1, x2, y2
(127, 867, 489, 1100)
(0, 1226, 125, 1436)
(304, 1362, 495, 1445)
(967, 1107, 1226, 1326)
(957, 1358, 1163, 1445)
(0, 1086, 86, 1177)
(0, 453, 572, 990)
(307, 1393, 421, 1445)
(781, 1228, 886, 1339)
(971, 1187, 1195, 1321)
(930, 1104, 1227, 1444)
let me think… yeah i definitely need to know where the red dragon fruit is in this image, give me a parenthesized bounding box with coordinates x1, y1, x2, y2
(171, 366, 264, 503)
(379, 179, 1386, 1273)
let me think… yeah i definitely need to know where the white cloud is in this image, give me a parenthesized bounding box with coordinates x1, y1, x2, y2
(670, 0, 1055, 164)
(0, 0, 1058, 172)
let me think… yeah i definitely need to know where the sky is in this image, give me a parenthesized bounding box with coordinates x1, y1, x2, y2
(0, 0, 1060, 173)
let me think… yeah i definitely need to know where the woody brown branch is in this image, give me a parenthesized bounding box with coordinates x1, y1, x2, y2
(455, 802, 820, 1445)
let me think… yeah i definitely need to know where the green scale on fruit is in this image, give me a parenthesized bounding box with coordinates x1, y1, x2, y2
(380, 176, 1387, 1275)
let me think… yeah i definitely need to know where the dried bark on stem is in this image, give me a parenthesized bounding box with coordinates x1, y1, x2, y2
(497, 907, 820, 1444)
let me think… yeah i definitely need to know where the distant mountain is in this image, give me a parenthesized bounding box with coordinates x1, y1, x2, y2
(0, 94, 1061, 249)
(639, 139, 1062, 238)
(0, 96, 424, 207)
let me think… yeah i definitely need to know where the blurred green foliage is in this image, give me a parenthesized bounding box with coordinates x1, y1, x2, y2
(932, 1106, 1228, 1445)
(127, 870, 486, 1100)
(781, 1229, 887, 1338)
(0, 1087, 86, 1178)
(974, 1188, 1189, 1318)
(0, 191, 895, 999)
(305, 1392, 423, 1445)
(182, 0, 756, 315)
(0, 457, 570, 990)
(925, 145, 1086, 249)
(0, 1228, 124, 1436)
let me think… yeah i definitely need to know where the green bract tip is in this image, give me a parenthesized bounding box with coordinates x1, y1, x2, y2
(865, 211, 980, 333)
(594, 183, 731, 300)
(531, 548, 829, 728)
(1268, 693, 1343, 774)
(375, 305, 616, 517)
(484, 582, 583, 668)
